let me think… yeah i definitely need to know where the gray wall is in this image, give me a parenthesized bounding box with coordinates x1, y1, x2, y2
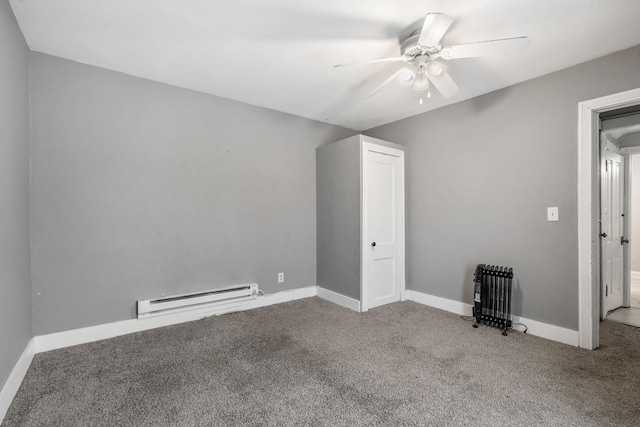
(317, 136, 362, 299)
(29, 52, 355, 335)
(365, 46, 640, 330)
(632, 155, 640, 273)
(0, 0, 32, 390)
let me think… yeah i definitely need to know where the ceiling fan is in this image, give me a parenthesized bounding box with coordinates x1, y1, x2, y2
(335, 13, 530, 100)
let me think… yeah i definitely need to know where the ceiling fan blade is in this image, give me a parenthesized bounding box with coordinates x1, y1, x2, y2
(334, 56, 408, 68)
(418, 13, 454, 47)
(367, 69, 406, 98)
(440, 36, 530, 59)
(429, 71, 459, 98)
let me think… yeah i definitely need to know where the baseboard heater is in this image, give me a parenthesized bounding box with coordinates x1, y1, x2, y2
(137, 283, 258, 319)
(472, 264, 513, 335)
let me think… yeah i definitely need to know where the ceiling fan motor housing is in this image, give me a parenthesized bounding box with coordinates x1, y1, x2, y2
(400, 33, 441, 58)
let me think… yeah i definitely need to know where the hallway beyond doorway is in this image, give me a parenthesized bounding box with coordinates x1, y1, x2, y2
(607, 307, 640, 327)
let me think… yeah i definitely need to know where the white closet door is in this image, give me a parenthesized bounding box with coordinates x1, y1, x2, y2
(362, 143, 405, 311)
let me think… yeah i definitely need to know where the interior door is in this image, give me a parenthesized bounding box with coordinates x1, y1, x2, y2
(601, 148, 624, 316)
(363, 144, 404, 310)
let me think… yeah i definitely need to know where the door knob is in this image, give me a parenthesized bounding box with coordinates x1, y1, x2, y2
(621, 236, 630, 244)
(371, 242, 376, 247)
(599, 232, 607, 238)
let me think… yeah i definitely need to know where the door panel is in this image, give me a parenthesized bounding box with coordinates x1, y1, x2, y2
(365, 147, 403, 310)
(368, 160, 395, 244)
(601, 149, 624, 315)
(370, 257, 396, 303)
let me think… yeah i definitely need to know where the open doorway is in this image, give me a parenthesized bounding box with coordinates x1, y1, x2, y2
(599, 116, 640, 327)
(578, 88, 640, 350)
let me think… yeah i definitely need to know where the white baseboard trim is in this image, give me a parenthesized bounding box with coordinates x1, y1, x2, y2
(35, 286, 317, 353)
(0, 338, 35, 424)
(510, 315, 579, 347)
(405, 290, 473, 316)
(631, 271, 640, 280)
(317, 287, 361, 312)
(405, 290, 579, 347)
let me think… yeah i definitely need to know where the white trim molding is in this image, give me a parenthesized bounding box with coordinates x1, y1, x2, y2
(578, 87, 640, 350)
(510, 315, 579, 347)
(317, 287, 361, 312)
(35, 286, 317, 353)
(405, 290, 472, 316)
(0, 339, 35, 424)
(631, 271, 640, 280)
(624, 146, 640, 155)
(406, 290, 579, 347)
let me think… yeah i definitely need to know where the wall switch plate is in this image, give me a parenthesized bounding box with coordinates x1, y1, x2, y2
(277, 272, 284, 283)
(547, 207, 559, 222)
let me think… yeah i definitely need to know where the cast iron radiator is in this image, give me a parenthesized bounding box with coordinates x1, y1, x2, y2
(472, 264, 513, 335)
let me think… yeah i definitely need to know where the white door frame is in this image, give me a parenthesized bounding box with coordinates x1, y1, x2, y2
(578, 87, 640, 350)
(361, 141, 406, 312)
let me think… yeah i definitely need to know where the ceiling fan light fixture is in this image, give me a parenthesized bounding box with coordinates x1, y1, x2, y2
(398, 67, 416, 85)
(427, 61, 447, 78)
(412, 67, 429, 91)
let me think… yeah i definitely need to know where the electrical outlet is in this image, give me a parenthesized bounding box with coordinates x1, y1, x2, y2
(547, 207, 559, 222)
(278, 272, 284, 283)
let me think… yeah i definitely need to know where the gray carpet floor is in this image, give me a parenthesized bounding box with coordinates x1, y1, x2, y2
(3, 297, 640, 426)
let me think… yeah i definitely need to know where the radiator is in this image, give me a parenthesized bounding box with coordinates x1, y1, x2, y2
(472, 264, 512, 335)
(137, 283, 258, 318)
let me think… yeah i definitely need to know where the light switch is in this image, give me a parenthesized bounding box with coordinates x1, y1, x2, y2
(547, 207, 559, 222)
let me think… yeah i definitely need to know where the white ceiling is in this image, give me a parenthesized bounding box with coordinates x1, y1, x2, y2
(10, 0, 640, 131)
